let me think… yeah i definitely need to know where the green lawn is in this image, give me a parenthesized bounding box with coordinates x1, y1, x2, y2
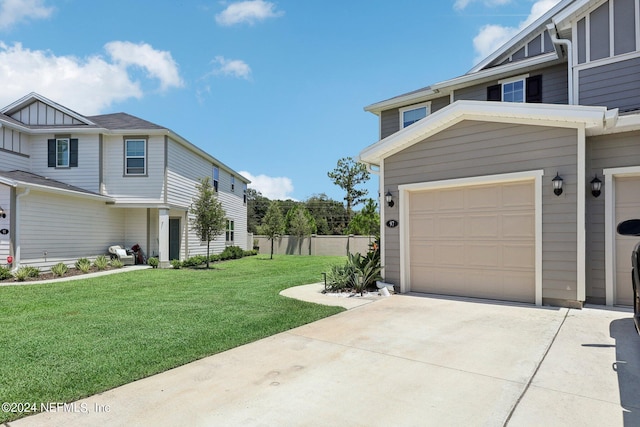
(0, 255, 344, 422)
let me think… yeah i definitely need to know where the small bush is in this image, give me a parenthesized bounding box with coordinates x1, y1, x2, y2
(93, 255, 109, 271)
(110, 259, 124, 269)
(51, 262, 68, 277)
(209, 254, 220, 263)
(171, 259, 182, 269)
(182, 255, 207, 267)
(221, 246, 244, 260)
(243, 249, 258, 257)
(147, 257, 159, 268)
(14, 266, 39, 282)
(0, 266, 12, 280)
(75, 258, 92, 273)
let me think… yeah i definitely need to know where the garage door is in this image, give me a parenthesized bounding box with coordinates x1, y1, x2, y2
(408, 181, 535, 303)
(614, 176, 640, 306)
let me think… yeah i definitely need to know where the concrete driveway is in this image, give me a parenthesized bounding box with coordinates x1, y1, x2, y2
(8, 291, 640, 427)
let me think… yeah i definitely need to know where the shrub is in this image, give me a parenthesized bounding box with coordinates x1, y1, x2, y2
(51, 262, 68, 277)
(325, 263, 356, 292)
(93, 255, 109, 271)
(75, 258, 92, 273)
(14, 266, 39, 282)
(347, 252, 383, 295)
(182, 255, 207, 267)
(0, 266, 12, 280)
(209, 254, 220, 263)
(243, 250, 258, 257)
(147, 257, 159, 268)
(110, 259, 124, 269)
(221, 246, 244, 260)
(171, 259, 182, 269)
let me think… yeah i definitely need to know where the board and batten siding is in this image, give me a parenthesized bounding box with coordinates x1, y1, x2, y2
(30, 135, 100, 193)
(1, 128, 30, 163)
(102, 135, 165, 202)
(383, 120, 579, 302)
(578, 56, 640, 112)
(585, 130, 640, 303)
(10, 101, 85, 126)
(18, 189, 124, 270)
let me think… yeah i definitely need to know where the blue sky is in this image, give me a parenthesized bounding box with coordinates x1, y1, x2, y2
(0, 0, 560, 205)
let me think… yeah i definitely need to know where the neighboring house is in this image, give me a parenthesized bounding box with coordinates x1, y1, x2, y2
(0, 93, 249, 270)
(359, 0, 640, 308)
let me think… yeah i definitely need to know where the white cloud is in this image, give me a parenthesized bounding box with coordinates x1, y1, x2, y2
(472, 0, 561, 63)
(215, 0, 283, 26)
(105, 41, 184, 90)
(0, 0, 53, 30)
(454, 0, 513, 11)
(240, 171, 295, 200)
(211, 56, 252, 79)
(0, 41, 183, 115)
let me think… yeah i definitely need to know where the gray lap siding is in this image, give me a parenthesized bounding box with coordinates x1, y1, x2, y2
(383, 120, 579, 302)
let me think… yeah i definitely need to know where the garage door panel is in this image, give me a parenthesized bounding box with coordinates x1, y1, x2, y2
(468, 214, 499, 237)
(614, 176, 640, 305)
(408, 180, 535, 303)
(502, 213, 535, 238)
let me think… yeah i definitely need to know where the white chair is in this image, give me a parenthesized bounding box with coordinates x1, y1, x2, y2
(108, 245, 135, 265)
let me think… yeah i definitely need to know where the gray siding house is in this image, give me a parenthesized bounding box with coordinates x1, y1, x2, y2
(359, 0, 640, 308)
(0, 93, 249, 270)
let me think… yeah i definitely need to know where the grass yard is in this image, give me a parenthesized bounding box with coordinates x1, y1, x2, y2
(0, 255, 345, 422)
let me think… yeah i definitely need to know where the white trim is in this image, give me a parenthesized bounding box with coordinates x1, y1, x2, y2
(574, 50, 640, 72)
(56, 138, 70, 168)
(124, 138, 147, 176)
(498, 73, 530, 85)
(380, 159, 386, 283)
(609, 0, 615, 58)
(577, 125, 586, 302)
(398, 170, 544, 305)
(603, 166, 640, 306)
(399, 102, 431, 129)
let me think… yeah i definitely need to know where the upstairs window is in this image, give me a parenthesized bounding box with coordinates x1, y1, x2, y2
(125, 138, 146, 176)
(47, 137, 78, 168)
(231, 176, 235, 192)
(213, 166, 219, 192)
(243, 184, 247, 205)
(399, 102, 430, 128)
(487, 75, 542, 103)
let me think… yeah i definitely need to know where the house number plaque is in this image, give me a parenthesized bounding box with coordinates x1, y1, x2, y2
(0, 229, 8, 235)
(386, 219, 399, 228)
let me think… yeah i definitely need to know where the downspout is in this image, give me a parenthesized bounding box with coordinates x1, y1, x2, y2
(547, 23, 574, 104)
(12, 187, 29, 272)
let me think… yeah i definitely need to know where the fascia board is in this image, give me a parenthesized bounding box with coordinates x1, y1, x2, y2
(365, 52, 560, 114)
(0, 176, 16, 187)
(552, 0, 594, 31)
(359, 101, 609, 164)
(16, 182, 115, 202)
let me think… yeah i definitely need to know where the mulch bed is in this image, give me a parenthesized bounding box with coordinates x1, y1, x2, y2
(0, 266, 123, 284)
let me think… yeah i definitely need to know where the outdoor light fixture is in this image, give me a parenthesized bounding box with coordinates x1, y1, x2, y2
(552, 173, 563, 196)
(385, 191, 394, 207)
(590, 175, 602, 198)
(0, 205, 3, 215)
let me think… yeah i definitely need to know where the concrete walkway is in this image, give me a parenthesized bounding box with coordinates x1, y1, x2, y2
(7, 288, 640, 427)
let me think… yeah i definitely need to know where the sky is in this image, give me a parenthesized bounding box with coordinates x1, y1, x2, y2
(0, 0, 561, 205)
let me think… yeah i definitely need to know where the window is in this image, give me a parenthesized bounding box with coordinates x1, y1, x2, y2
(125, 139, 146, 176)
(487, 75, 542, 103)
(502, 79, 524, 102)
(47, 138, 78, 168)
(231, 176, 235, 192)
(399, 102, 430, 128)
(243, 184, 247, 205)
(226, 220, 235, 243)
(213, 166, 219, 192)
(56, 138, 70, 167)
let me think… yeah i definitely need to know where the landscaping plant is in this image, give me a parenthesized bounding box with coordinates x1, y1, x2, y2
(93, 255, 109, 271)
(51, 262, 68, 277)
(147, 257, 159, 268)
(75, 258, 91, 273)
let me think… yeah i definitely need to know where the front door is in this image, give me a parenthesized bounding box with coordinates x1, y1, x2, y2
(169, 218, 181, 261)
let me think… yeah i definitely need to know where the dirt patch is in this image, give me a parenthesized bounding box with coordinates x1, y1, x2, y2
(0, 266, 123, 284)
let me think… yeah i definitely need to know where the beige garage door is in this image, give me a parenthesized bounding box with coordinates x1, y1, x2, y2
(614, 176, 640, 306)
(409, 181, 535, 303)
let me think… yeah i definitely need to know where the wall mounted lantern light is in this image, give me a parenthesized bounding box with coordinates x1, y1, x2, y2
(590, 175, 602, 198)
(385, 191, 394, 207)
(0, 205, 4, 215)
(552, 173, 563, 196)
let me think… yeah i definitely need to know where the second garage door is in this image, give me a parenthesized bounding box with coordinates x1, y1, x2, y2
(408, 180, 536, 303)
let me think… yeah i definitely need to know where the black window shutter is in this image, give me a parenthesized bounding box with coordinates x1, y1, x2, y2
(526, 75, 543, 103)
(70, 138, 79, 167)
(487, 84, 501, 101)
(47, 139, 56, 167)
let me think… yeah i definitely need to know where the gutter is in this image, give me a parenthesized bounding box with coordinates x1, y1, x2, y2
(547, 23, 574, 105)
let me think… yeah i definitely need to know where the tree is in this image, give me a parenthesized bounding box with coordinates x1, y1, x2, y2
(287, 205, 315, 255)
(327, 157, 370, 222)
(305, 193, 349, 235)
(189, 176, 227, 268)
(246, 188, 270, 234)
(261, 201, 285, 259)
(346, 198, 380, 236)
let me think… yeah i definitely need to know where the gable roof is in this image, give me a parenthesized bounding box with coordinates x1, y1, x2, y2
(364, 0, 583, 115)
(0, 92, 96, 126)
(359, 101, 615, 165)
